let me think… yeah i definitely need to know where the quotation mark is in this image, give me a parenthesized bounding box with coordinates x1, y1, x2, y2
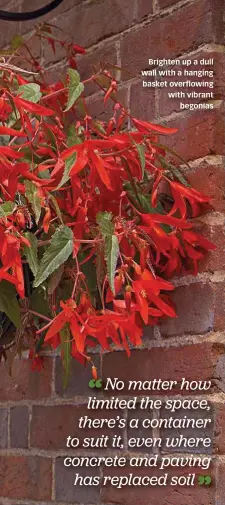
(88, 379, 103, 389)
(198, 475, 212, 487)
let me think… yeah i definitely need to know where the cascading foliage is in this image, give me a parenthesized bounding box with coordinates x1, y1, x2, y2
(0, 25, 215, 382)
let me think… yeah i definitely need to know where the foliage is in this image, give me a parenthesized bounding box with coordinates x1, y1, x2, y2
(0, 25, 215, 379)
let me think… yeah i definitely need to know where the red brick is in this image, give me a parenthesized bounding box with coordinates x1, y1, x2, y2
(85, 85, 129, 122)
(206, 224, 225, 271)
(20, 0, 81, 34)
(213, 404, 225, 454)
(0, 1, 21, 49)
(42, 61, 68, 85)
(0, 408, 8, 449)
(186, 158, 225, 212)
(31, 405, 124, 449)
(216, 461, 225, 505)
(137, 0, 153, 20)
(0, 456, 52, 500)
(127, 405, 154, 452)
(193, 219, 225, 272)
(121, 0, 213, 79)
(159, 0, 224, 45)
(13, 36, 42, 73)
(0, 358, 52, 402)
(77, 41, 118, 97)
(161, 105, 225, 161)
(161, 283, 214, 336)
(44, 0, 136, 65)
(101, 465, 214, 505)
(55, 355, 101, 397)
(158, 50, 223, 117)
(55, 457, 100, 503)
(102, 343, 224, 394)
(160, 403, 214, 454)
(213, 283, 225, 330)
(211, 0, 225, 44)
(130, 80, 155, 120)
(10, 406, 29, 448)
(159, 0, 180, 7)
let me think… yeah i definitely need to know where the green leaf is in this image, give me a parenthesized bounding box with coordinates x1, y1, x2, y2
(97, 212, 114, 236)
(30, 286, 50, 317)
(60, 325, 72, 388)
(38, 169, 51, 180)
(0, 134, 10, 146)
(97, 212, 119, 294)
(0, 50, 14, 56)
(25, 180, 42, 225)
(57, 132, 82, 189)
(33, 225, 73, 287)
(159, 155, 190, 187)
(130, 135, 145, 179)
(124, 181, 164, 214)
(0, 281, 21, 328)
(11, 34, 24, 50)
(136, 144, 146, 179)
(23, 232, 39, 277)
(96, 244, 105, 304)
(18, 83, 42, 103)
(49, 194, 63, 224)
(39, 30, 62, 42)
(105, 234, 119, 294)
(64, 69, 84, 112)
(67, 125, 83, 147)
(0, 201, 15, 219)
(48, 264, 64, 294)
(57, 153, 76, 189)
(80, 257, 97, 304)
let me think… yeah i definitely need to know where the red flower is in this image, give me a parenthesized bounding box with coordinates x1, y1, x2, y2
(29, 350, 44, 372)
(45, 299, 87, 353)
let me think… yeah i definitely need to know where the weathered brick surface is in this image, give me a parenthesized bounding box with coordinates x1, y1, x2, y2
(216, 461, 225, 505)
(0, 359, 52, 402)
(0, 456, 52, 500)
(44, 0, 137, 65)
(137, 0, 154, 20)
(103, 343, 224, 394)
(55, 457, 100, 503)
(159, 0, 180, 7)
(0, 408, 8, 449)
(10, 406, 29, 448)
(55, 354, 101, 397)
(130, 80, 155, 120)
(101, 465, 215, 505)
(160, 283, 214, 336)
(213, 282, 225, 331)
(157, 49, 224, 117)
(0, 0, 20, 48)
(121, 0, 214, 78)
(31, 405, 124, 449)
(77, 40, 118, 97)
(160, 403, 214, 454)
(85, 85, 129, 121)
(186, 157, 225, 212)
(213, 404, 225, 454)
(127, 404, 154, 452)
(162, 105, 225, 161)
(194, 220, 225, 272)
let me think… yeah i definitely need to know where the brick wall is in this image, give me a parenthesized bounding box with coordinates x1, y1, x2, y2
(0, 0, 225, 504)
